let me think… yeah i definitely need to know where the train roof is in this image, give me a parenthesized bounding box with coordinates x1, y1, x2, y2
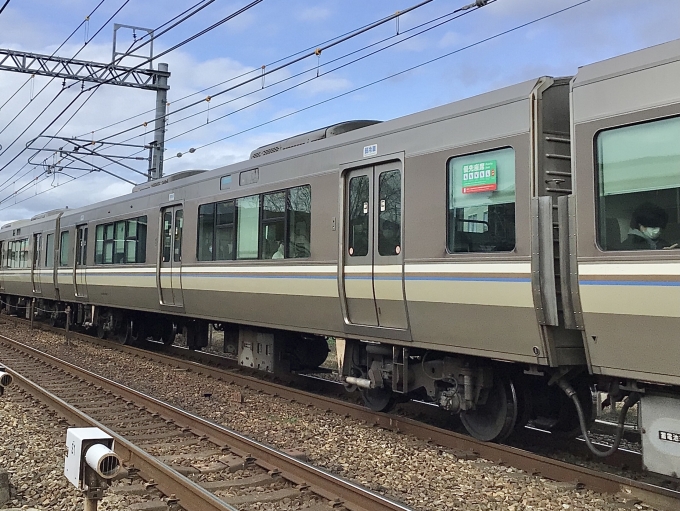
(571, 37, 680, 124)
(249, 120, 382, 159)
(572, 37, 680, 89)
(4, 76, 550, 227)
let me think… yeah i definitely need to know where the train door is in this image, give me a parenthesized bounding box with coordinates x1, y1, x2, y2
(31, 233, 42, 294)
(158, 206, 184, 307)
(0, 241, 4, 291)
(342, 163, 408, 329)
(74, 225, 88, 298)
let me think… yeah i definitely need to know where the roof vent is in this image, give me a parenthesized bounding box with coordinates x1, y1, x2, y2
(250, 120, 381, 159)
(132, 169, 207, 193)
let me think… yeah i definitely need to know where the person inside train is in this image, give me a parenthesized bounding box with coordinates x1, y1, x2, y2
(620, 202, 675, 250)
(272, 242, 285, 259)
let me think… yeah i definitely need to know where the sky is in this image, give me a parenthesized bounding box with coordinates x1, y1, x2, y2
(0, 0, 679, 225)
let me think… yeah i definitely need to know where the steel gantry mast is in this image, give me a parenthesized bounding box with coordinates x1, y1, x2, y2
(0, 28, 169, 180)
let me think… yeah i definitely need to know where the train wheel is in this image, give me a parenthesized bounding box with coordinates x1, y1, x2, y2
(96, 322, 108, 340)
(124, 319, 146, 346)
(360, 386, 395, 413)
(161, 322, 177, 346)
(460, 374, 519, 442)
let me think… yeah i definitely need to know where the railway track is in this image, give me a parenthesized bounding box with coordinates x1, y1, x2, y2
(2, 317, 680, 511)
(0, 333, 414, 511)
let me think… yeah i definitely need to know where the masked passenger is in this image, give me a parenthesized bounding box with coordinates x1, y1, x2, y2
(620, 202, 672, 250)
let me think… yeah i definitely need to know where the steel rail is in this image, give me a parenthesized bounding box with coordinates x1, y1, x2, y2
(4, 317, 680, 509)
(0, 334, 414, 511)
(3, 364, 238, 511)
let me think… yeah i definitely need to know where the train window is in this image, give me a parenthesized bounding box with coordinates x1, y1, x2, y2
(162, 212, 172, 262)
(59, 231, 70, 266)
(33, 234, 42, 268)
(447, 147, 516, 253)
(261, 192, 286, 259)
(197, 203, 215, 261)
(237, 195, 259, 259)
(197, 201, 236, 261)
(19, 239, 28, 268)
(378, 170, 401, 256)
(348, 175, 369, 257)
(220, 175, 232, 190)
(215, 201, 235, 260)
(95, 216, 148, 264)
(6, 239, 29, 268)
(76, 227, 88, 265)
(596, 116, 680, 251)
(239, 168, 259, 186)
(45, 234, 54, 267)
(287, 185, 311, 258)
(174, 210, 183, 262)
(114, 221, 126, 263)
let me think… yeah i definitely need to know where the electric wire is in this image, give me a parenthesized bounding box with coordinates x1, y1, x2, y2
(0, 0, 130, 154)
(0, 0, 132, 199)
(1, 0, 593, 210)
(111, 0, 217, 66)
(94, 0, 441, 145)
(0, 87, 102, 198)
(0, 0, 107, 126)
(100, 0, 492, 158)
(158, 2, 491, 146)
(166, 0, 592, 160)
(79, 7, 437, 139)
(0, 0, 11, 17)
(0, 0, 263, 204)
(0, 0, 216, 196)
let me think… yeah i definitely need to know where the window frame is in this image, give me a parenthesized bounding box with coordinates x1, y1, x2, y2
(593, 114, 680, 252)
(196, 184, 312, 262)
(93, 216, 148, 264)
(445, 145, 517, 255)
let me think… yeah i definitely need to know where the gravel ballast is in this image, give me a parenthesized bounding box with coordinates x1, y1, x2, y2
(0, 322, 667, 511)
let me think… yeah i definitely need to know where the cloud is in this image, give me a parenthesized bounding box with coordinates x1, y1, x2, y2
(296, 7, 332, 22)
(438, 31, 462, 49)
(296, 75, 351, 95)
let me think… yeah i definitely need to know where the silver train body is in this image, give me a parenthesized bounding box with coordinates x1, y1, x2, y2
(2, 39, 680, 476)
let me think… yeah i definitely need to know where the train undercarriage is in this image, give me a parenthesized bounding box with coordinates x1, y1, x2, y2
(0, 295, 330, 372)
(6, 293, 680, 476)
(338, 339, 600, 443)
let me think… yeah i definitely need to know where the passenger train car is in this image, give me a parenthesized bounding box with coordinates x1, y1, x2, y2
(1, 39, 680, 477)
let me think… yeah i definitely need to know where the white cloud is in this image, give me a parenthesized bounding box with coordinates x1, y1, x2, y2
(296, 75, 351, 95)
(296, 7, 332, 22)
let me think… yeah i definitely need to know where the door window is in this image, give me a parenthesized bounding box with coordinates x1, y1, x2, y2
(162, 212, 172, 262)
(348, 175, 369, 257)
(378, 170, 401, 256)
(174, 210, 183, 262)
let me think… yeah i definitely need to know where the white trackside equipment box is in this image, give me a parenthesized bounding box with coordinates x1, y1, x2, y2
(640, 394, 680, 478)
(64, 427, 115, 488)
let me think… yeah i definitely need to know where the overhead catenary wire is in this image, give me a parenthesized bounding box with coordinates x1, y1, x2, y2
(1, 0, 593, 211)
(166, 0, 591, 160)
(0, 0, 131, 157)
(0, 0, 216, 196)
(0, 0, 10, 17)
(159, 2, 493, 146)
(93, 0, 446, 145)
(17, 0, 436, 191)
(99, 0, 494, 160)
(0, 0, 265, 205)
(0, 0, 107, 123)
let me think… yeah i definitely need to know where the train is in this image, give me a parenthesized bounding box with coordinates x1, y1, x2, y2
(1, 37, 679, 477)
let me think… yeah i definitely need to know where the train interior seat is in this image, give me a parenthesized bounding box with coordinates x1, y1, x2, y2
(604, 217, 623, 250)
